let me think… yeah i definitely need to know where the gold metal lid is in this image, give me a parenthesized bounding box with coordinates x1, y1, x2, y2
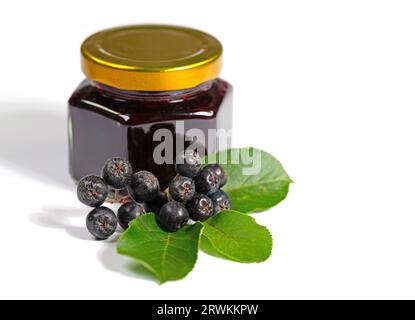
(81, 25, 223, 91)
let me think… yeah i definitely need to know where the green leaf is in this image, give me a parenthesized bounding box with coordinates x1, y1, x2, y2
(200, 210, 272, 263)
(117, 213, 203, 284)
(199, 235, 229, 260)
(204, 147, 292, 213)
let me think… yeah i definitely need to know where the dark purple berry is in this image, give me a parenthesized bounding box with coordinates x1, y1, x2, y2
(77, 175, 109, 207)
(175, 150, 202, 178)
(186, 194, 214, 221)
(117, 201, 146, 230)
(156, 201, 189, 232)
(195, 167, 220, 196)
(102, 157, 132, 189)
(210, 190, 232, 214)
(145, 191, 168, 214)
(204, 164, 227, 187)
(169, 176, 195, 202)
(86, 206, 117, 240)
(128, 171, 160, 203)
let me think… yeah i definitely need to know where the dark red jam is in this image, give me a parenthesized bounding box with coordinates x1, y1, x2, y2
(68, 79, 232, 189)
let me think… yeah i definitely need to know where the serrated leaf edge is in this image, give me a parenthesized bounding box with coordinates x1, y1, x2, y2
(203, 147, 293, 213)
(200, 211, 273, 263)
(228, 182, 292, 213)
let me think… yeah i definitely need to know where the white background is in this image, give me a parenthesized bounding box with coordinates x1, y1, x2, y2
(0, 0, 415, 300)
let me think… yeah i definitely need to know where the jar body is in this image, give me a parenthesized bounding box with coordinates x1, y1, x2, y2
(68, 79, 233, 189)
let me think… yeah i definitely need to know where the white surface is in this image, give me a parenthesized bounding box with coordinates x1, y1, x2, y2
(1, 0, 415, 300)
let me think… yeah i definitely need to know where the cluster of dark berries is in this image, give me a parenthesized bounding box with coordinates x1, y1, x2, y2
(77, 157, 149, 240)
(159, 150, 232, 232)
(77, 152, 231, 238)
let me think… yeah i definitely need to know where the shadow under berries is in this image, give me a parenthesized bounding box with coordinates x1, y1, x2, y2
(30, 206, 90, 240)
(29, 205, 118, 241)
(97, 242, 159, 283)
(30, 206, 159, 282)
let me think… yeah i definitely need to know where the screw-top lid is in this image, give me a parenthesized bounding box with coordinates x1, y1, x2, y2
(81, 25, 223, 91)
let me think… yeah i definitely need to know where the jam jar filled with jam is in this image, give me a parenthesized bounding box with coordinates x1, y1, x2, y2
(68, 25, 233, 189)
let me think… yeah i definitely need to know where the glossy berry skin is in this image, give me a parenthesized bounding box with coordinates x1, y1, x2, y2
(175, 150, 202, 178)
(204, 164, 227, 187)
(210, 190, 232, 214)
(145, 191, 168, 214)
(77, 175, 109, 207)
(186, 194, 214, 221)
(117, 201, 146, 230)
(102, 157, 133, 189)
(156, 201, 189, 232)
(195, 167, 220, 196)
(128, 171, 160, 203)
(169, 176, 195, 202)
(86, 206, 117, 240)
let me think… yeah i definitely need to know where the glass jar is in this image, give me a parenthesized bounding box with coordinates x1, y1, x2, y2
(68, 25, 233, 189)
